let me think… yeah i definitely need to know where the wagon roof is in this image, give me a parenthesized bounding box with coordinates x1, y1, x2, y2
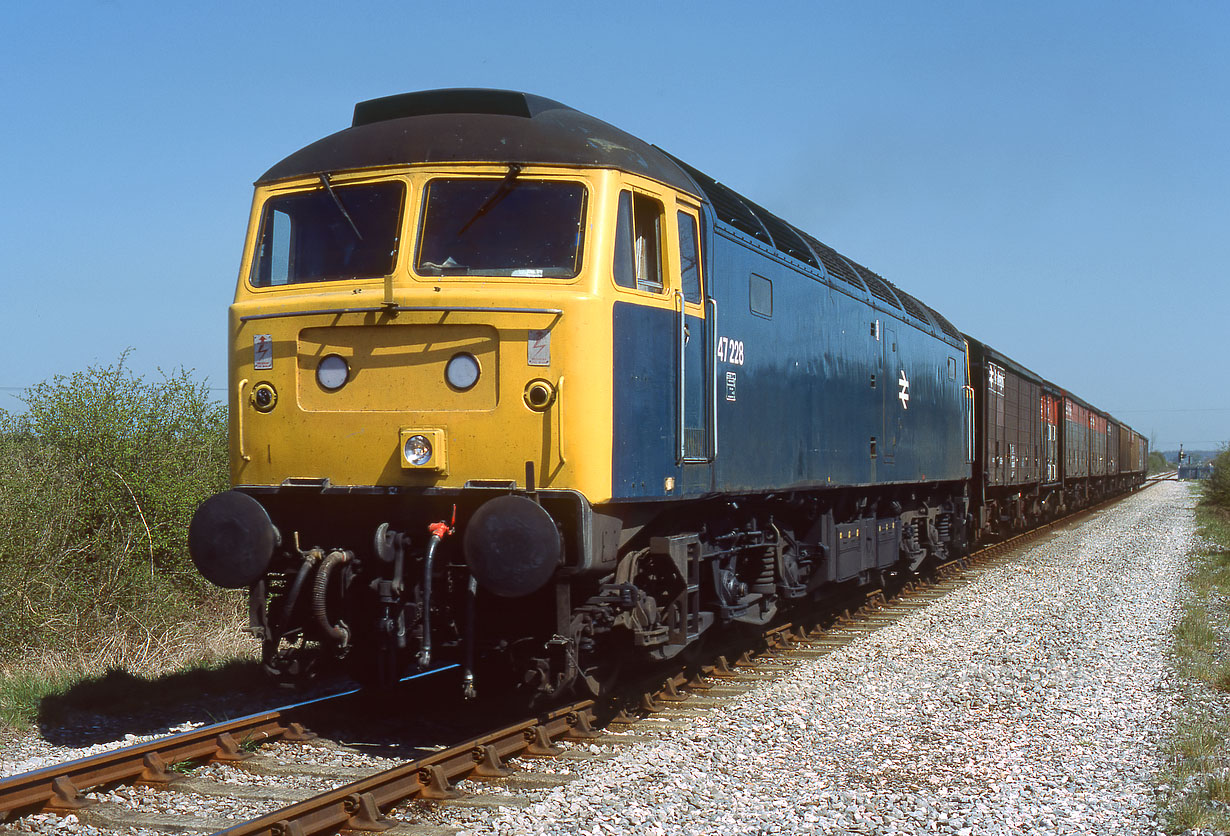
(964, 335, 1057, 389)
(257, 88, 700, 193)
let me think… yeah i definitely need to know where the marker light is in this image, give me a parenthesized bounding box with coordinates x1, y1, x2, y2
(524, 379, 556, 411)
(316, 354, 349, 390)
(404, 434, 433, 466)
(445, 352, 480, 391)
(252, 382, 278, 412)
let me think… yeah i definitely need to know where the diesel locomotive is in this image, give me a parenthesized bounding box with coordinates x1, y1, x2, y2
(188, 89, 1146, 698)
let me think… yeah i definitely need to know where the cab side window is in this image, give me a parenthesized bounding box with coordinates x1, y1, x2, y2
(613, 190, 664, 292)
(678, 211, 702, 303)
(613, 192, 635, 289)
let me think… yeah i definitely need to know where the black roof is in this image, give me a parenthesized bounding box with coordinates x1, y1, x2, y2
(258, 88, 699, 193)
(257, 88, 962, 347)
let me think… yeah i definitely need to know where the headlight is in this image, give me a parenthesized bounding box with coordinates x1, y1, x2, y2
(404, 434, 433, 466)
(398, 428, 446, 471)
(445, 352, 480, 391)
(251, 382, 278, 412)
(316, 354, 349, 390)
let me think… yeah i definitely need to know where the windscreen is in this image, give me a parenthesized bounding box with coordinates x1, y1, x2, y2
(416, 178, 586, 278)
(249, 181, 404, 287)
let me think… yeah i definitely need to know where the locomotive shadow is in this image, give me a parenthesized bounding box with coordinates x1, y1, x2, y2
(35, 658, 290, 747)
(35, 661, 524, 758)
(271, 670, 540, 761)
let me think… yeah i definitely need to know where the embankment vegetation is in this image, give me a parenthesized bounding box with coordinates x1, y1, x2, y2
(0, 355, 245, 729)
(1149, 449, 1171, 474)
(1204, 447, 1230, 509)
(1162, 447, 1230, 832)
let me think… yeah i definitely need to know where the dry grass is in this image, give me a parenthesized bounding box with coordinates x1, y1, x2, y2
(1160, 489, 1230, 832)
(1168, 798, 1230, 834)
(0, 595, 252, 731)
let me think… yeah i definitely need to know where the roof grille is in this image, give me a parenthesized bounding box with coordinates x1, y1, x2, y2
(893, 289, 936, 327)
(745, 204, 819, 268)
(353, 89, 546, 126)
(922, 302, 964, 341)
(666, 155, 961, 333)
(797, 232, 866, 291)
(846, 259, 902, 309)
(671, 161, 771, 244)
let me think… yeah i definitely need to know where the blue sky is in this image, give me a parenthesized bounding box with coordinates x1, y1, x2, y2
(1, 0, 1226, 450)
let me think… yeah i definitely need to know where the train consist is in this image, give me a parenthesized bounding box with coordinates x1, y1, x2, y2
(188, 89, 1146, 698)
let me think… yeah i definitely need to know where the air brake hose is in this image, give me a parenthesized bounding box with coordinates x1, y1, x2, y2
(312, 549, 352, 647)
(462, 574, 478, 699)
(417, 518, 455, 668)
(277, 549, 322, 633)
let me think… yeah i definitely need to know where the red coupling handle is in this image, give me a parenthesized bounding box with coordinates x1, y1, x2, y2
(428, 505, 457, 539)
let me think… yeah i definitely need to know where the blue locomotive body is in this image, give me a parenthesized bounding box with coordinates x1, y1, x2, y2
(612, 199, 969, 500)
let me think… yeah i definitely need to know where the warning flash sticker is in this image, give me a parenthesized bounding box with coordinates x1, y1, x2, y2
(254, 335, 273, 370)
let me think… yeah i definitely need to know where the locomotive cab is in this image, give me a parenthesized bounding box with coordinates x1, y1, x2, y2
(190, 91, 720, 693)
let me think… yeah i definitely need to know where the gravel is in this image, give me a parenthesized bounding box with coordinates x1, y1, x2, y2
(437, 481, 1191, 835)
(1, 721, 212, 779)
(2, 482, 1194, 835)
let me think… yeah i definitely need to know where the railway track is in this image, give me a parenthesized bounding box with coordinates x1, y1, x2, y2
(0, 701, 319, 822)
(0, 487, 1151, 836)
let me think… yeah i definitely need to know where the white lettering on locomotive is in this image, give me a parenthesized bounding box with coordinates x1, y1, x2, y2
(716, 336, 745, 365)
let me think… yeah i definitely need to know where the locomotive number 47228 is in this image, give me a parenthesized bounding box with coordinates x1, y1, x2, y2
(717, 336, 745, 366)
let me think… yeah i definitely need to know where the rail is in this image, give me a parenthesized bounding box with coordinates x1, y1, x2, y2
(0, 667, 454, 821)
(0, 708, 310, 820)
(212, 700, 597, 836)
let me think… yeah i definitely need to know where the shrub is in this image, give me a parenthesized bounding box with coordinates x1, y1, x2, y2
(0, 353, 232, 658)
(1149, 450, 1170, 475)
(1207, 447, 1230, 511)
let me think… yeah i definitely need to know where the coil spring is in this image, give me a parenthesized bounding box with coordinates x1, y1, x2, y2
(750, 537, 776, 592)
(903, 522, 922, 553)
(936, 515, 951, 542)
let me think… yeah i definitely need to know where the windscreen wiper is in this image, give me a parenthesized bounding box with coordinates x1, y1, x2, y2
(320, 173, 363, 240)
(458, 163, 522, 235)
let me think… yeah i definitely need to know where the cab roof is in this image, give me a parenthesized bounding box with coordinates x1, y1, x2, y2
(257, 88, 699, 193)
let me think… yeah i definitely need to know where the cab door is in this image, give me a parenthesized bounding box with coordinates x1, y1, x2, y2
(611, 189, 711, 499)
(676, 207, 712, 466)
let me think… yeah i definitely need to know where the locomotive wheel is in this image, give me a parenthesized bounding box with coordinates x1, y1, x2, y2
(578, 649, 626, 698)
(261, 637, 318, 686)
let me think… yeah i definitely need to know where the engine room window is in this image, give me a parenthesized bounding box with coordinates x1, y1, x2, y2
(249, 181, 404, 287)
(417, 178, 586, 278)
(750, 273, 773, 318)
(613, 190, 664, 292)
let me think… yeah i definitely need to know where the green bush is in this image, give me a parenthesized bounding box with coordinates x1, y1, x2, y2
(1207, 448, 1230, 511)
(1149, 450, 1170, 475)
(0, 353, 231, 657)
